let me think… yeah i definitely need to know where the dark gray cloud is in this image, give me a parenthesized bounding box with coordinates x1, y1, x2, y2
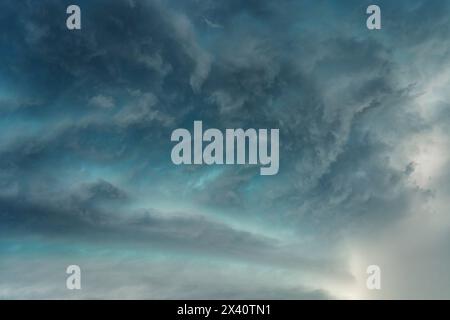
(1, 0, 450, 299)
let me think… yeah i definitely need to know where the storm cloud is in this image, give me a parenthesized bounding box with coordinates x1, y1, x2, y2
(1, 0, 450, 299)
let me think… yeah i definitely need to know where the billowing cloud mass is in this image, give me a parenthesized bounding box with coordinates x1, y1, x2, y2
(1, 0, 450, 299)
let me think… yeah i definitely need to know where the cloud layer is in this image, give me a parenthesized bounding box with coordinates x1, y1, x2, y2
(1, 0, 450, 299)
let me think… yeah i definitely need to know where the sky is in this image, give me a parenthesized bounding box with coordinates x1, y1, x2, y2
(1, 0, 450, 299)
